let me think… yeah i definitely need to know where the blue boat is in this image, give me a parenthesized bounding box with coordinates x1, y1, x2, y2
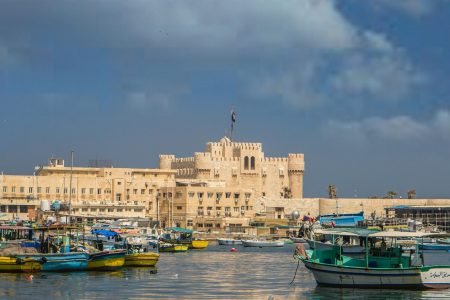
(319, 211, 364, 227)
(419, 243, 450, 251)
(16, 252, 90, 271)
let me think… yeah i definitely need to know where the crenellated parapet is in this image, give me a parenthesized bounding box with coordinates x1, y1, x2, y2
(263, 157, 289, 163)
(194, 152, 212, 171)
(288, 153, 305, 173)
(159, 154, 175, 169)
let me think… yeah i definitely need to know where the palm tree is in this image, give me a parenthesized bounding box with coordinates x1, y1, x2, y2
(385, 191, 398, 199)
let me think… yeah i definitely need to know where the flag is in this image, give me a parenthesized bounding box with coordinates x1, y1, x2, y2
(231, 110, 236, 123)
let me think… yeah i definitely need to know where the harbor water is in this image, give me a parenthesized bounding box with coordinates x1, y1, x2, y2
(1, 244, 450, 299)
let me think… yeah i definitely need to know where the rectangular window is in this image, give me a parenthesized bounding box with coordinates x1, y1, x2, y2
(234, 207, 239, 212)
(71, 188, 75, 194)
(46, 187, 50, 193)
(82, 208, 88, 212)
(197, 192, 204, 199)
(225, 192, 231, 198)
(234, 193, 240, 199)
(20, 205, 28, 213)
(216, 206, 222, 211)
(133, 189, 137, 195)
(116, 193, 122, 201)
(12, 186, 16, 193)
(81, 188, 86, 194)
(64, 188, 68, 194)
(99, 208, 105, 212)
(56, 187, 60, 194)
(0, 205, 6, 212)
(90, 188, 94, 194)
(90, 208, 97, 212)
(28, 187, 33, 193)
(141, 189, 145, 195)
(117, 208, 123, 212)
(188, 192, 194, 198)
(176, 192, 182, 198)
(108, 208, 114, 212)
(9, 205, 17, 213)
(98, 188, 102, 195)
(37, 187, 42, 193)
(177, 206, 182, 210)
(187, 220, 193, 227)
(20, 187, 24, 193)
(2, 186, 6, 193)
(207, 192, 213, 198)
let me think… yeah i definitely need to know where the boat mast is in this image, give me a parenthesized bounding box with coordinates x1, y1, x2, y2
(69, 150, 74, 224)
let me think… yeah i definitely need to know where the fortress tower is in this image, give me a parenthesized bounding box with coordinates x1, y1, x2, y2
(288, 154, 305, 198)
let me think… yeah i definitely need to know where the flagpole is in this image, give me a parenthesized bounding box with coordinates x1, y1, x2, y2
(230, 109, 236, 141)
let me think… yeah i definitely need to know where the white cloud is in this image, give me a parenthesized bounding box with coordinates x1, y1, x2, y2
(0, 0, 428, 110)
(331, 52, 425, 101)
(125, 85, 189, 111)
(374, 0, 437, 17)
(324, 110, 450, 141)
(245, 60, 325, 109)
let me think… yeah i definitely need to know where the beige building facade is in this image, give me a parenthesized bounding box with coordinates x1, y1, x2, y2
(0, 158, 176, 223)
(2, 137, 450, 232)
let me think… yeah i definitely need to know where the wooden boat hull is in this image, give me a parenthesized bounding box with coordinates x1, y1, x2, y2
(303, 260, 450, 289)
(217, 238, 242, 245)
(125, 252, 160, 267)
(241, 240, 284, 247)
(159, 244, 189, 253)
(16, 253, 90, 272)
(190, 240, 208, 249)
(88, 251, 125, 270)
(0, 256, 42, 273)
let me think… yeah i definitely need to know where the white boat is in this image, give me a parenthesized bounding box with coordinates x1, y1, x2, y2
(217, 238, 243, 245)
(295, 229, 450, 289)
(241, 240, 284, 247)
(290, 236, 307, 243)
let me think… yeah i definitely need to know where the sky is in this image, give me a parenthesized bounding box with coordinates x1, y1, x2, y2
(0, 0, 449, 199)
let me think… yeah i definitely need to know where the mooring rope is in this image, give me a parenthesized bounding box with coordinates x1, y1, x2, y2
(289, 258, 300, 285)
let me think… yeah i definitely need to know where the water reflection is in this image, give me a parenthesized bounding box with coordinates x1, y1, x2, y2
(1, 245, 450, 299)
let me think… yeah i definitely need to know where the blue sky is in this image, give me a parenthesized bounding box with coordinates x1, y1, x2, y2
(0, 0, 449, 198)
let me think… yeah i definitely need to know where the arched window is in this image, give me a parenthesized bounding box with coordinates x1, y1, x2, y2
(251, 156, 255, 170)
(244, 156, 249, 170)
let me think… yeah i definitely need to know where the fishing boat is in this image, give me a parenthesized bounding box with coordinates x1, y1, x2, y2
(0, 256, 42, 273)
(307, 239, 365, 254)
(241, 240, 284, 247)
(88, 250, 126, 270)
(217, 238, 243, 245)
(16, 252, 90, 271)
(161, 227, 208, 250)
(295, 229, 450, 289)
(125, 252, 160, 267)
(289, 237, 307, 243)
(419, 243, 450, 251)
(158, 243, 189, 253)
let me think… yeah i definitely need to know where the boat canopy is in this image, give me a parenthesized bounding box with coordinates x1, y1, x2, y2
(165, 227, 193, 234)
(91, 229, 119, 237)
(314, 228, 447, 238)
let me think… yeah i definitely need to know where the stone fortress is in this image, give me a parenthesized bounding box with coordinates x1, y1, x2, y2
(159, 136, 304, 200)
(1, 136, 449, 232)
